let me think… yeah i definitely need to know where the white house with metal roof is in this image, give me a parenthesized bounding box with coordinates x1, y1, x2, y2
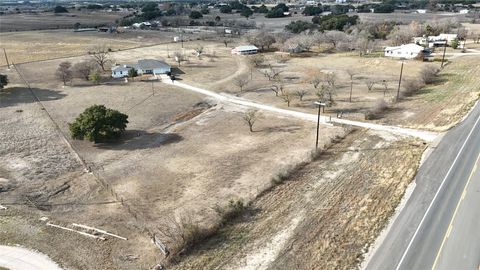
(231, 45, 259, 55)
(111, 59, 171, 78)
(112, 65, 134, 78)
(384, 43, 428, 59)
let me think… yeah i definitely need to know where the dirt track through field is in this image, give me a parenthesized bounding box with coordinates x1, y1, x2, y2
(163, 79, 438, 141)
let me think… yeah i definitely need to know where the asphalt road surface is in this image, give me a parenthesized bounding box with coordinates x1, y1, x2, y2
(366, 102, 480, 270)
(0, 245, 62, 270)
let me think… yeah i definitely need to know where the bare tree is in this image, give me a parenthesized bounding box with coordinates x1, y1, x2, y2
(324, 85, 336, 105)
(420, 65, 439, 84)
(173, 52, 185, 66)
(260, 65, 282, 81)
(248, 54, 265, 67)
(280, 91, 293, 107)
(323, 31, 348, 49)
(316, 84, 327, 101)
(346, 69, 356, 102)
(295, 89, 308, 101)
(387, 27, 415, 46)
(247, 30, 275, 50)
(73, 61, 95, 81)
(223, 39, 230, 47)
(271, 83, 284, 97)
(325, 72, 336, 89)
(55, 61, 73, 85)
(194, 45, 204, 58)
(381, 80, 388, 97)
(366, 80, 375, 91)
(243, 110, 258, 132)
(402, 79, 425, 97)
(89, 45, 111, 71)
(233, 76, 249, 92)
(306, 69, 323, 89)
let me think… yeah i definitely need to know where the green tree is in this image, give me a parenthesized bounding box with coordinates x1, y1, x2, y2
(69, 105, 129, 143)
(128, 68, 138, 78)
(240, 7, 253, 19)
(254, 4, 269, 13)
(285, 20, 314, 33)
(189, 11, 203, 19)
(302, 6, 323, 16)
(220, 5, 232, 13)
(312, 14, 358, 31)
(0, 74, 8, 90)
(451, 38, 459, 49)
(90, 71, 101, 84)
(54, 5, 68, 13)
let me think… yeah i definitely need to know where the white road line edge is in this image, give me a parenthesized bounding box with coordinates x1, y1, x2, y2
(394, 113, 480, 270)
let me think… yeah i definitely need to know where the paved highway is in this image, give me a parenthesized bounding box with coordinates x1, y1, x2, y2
(366, 102, 480, 270)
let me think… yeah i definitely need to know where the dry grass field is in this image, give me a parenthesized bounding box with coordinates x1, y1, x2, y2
(0, 48, 344, 269)
(0, 11, 126, 32)
(170, 129, 425, 270)
(1, 25, 479, 269)
(178, 50, 480, 132)
(0, 29, 182, 66)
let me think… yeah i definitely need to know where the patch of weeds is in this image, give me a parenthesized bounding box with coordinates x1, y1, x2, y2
(214, 199, 250, 225)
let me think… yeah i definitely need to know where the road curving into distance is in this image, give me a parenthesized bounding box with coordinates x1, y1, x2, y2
(0, 245, 62, 270)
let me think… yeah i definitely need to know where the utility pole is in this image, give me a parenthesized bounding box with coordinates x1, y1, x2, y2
(441, 42, 447, 69)
(397, 60, 404, 102)
(314, 101, 325, 149)
(3, 48, 10, 69)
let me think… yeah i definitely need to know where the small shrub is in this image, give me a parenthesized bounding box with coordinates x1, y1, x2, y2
(214, 199, 248, 225)
(365, 98, 388, 120)
(402, 79, 425, 97)
(420, 65, 440, 84)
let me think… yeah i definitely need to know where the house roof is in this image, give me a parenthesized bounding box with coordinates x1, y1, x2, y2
(385, 43, 424, 52)
(234, 45, 258, 52)
(112, 65, 133, 72)
(137, 59, 170, 70)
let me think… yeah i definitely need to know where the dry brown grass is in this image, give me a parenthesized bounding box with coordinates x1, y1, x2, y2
(168, 129, 425, 270)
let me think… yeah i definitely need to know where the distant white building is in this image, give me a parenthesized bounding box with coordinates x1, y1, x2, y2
(231, 45, 259, 55)
(384, 44, 428, 59)
(459, 9, 470, 14)
(416, 9, 427, 13)
(414, 33, 458, 47)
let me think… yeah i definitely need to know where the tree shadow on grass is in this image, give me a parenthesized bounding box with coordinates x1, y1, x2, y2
(171, 67, 185, 75)
(0, 87, 66, 108)
(94, 130, 183, 150)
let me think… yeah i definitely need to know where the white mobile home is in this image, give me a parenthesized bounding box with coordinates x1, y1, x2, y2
(231, 45, 259, 55)
(384, 44, 428, 59)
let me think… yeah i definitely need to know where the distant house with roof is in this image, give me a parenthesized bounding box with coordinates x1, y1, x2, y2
(111, 59, 171, 78)
(384, 44, 429, 59)
(231, 45, 259, 55)
(413, 33, 458, 48)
